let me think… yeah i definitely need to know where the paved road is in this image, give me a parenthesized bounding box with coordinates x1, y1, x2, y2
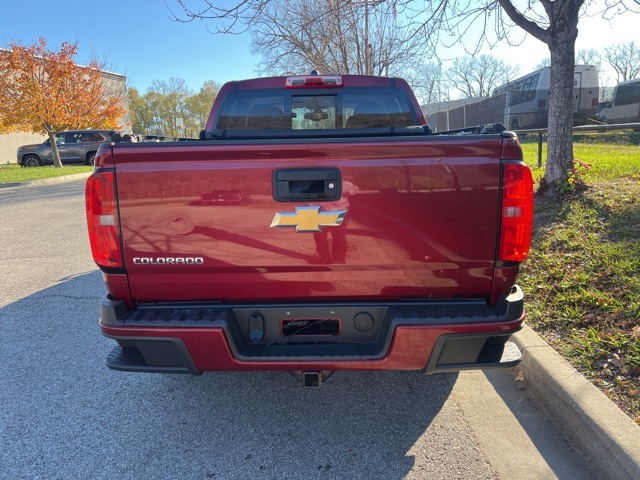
(0, 180, 594, 479)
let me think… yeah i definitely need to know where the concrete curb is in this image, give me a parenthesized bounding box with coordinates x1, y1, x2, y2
(0, 171, 91, 189)
(512, 325, 640, 480)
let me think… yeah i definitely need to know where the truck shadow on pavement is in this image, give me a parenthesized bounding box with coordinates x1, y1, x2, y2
(151, 370, 460, 479)
(1, 271, 466, 480)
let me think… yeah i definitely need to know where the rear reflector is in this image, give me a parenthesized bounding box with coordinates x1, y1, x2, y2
(286, 75, 344, 88)
(499, 162, 534, 262)
(86, 169, 123, 269)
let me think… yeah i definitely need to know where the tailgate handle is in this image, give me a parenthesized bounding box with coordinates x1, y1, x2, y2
(273, 168, 341, 201)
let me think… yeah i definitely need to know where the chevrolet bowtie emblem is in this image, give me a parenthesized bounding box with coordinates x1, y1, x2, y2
(270, 206, 347, 232)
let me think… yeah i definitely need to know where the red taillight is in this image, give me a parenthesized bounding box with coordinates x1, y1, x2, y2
(86, 169, 123, 269)
(285, 75, 344, 88)
(592, 97, 598, 107)
(499, 162, 534, 262)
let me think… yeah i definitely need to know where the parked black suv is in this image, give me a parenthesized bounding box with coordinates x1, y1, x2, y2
(17, 130, 119, 167)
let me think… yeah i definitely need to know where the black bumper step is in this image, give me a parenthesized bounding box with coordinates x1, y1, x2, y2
(101, 287, 525, 372)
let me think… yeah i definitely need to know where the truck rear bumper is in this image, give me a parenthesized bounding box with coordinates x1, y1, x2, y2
(100, 286, 525, 375)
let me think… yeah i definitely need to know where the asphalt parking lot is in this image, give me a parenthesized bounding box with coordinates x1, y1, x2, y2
(1, 177, 638, 479)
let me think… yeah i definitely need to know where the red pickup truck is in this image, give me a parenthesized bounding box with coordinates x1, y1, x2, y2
(86, 74, 533, 387)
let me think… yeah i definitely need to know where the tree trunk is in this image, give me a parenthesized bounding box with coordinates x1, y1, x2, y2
(47, 131, 64, 168)
(496, 0, 584, 195)
(540, 3, 580, 193)
(542, 44, 575, 191)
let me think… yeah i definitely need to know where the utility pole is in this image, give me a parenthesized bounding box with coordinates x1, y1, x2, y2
(364, 0, 370, 75)
(361, 0, 386, 75)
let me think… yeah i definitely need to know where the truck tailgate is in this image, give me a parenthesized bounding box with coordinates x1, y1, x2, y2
(113, 137, 502, 303)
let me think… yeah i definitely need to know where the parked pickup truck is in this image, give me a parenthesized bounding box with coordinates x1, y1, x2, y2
(86, 74, 534, 387)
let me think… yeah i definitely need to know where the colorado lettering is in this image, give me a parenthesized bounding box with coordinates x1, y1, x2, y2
(133, 257, 205, 265)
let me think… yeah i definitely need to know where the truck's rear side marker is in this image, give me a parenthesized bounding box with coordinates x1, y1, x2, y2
(270, 206, 347, 232)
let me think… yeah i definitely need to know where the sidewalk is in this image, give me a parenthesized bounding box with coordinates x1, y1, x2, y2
(512, 325, 640, 480)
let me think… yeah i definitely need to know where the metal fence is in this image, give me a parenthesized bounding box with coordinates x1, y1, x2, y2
(425, 86, 632, 133)
(518, 122, 640, 168)
(430, 95, 506, 132)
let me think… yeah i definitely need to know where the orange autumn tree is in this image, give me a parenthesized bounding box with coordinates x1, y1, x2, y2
(0, 38, 126, 167)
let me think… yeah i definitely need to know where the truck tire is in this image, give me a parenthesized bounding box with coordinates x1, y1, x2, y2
(22, 155, 42, 167)
(86, 152, 96, 166)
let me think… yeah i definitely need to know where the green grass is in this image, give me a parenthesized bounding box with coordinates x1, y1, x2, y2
(522, 142, 640, 182)
(518, 145, 640, 422)
(0, 164, 93, 184)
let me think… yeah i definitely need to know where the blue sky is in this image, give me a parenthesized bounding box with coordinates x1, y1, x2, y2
(0, 0, 261, 92)
(1, 0, 636, 94)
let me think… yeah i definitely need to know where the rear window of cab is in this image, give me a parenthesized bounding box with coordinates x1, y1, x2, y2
(214, 88, 416, 130)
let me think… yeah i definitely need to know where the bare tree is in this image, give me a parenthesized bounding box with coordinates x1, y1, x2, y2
(603, 41, 640, 82)
(403, 0, 639, 194)
(169, 0, 640, 194)
(535, 57, 551, 69)
(247, 0, 429, 76)
(170, 0, 271, 34)
(577, 48, 601, 69)
(576, 48, 609, 100)
(171, 1, 430, 76)
(412, 61, 449, 105)
(446, 55, 519, 99)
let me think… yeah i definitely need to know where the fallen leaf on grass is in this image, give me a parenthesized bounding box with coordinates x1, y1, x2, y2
(609, 353, 627, 370)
